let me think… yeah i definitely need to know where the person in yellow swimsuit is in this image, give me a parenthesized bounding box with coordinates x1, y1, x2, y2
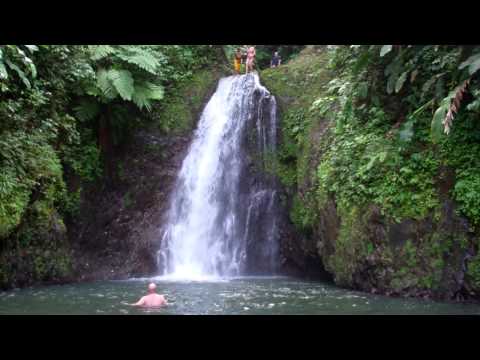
(234, 48, 242, 74)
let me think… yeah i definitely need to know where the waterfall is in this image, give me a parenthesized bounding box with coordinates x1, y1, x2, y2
(158, 73, 279, 279)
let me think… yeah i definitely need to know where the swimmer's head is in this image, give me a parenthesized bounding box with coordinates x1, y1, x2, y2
(148, 283, 157, 293)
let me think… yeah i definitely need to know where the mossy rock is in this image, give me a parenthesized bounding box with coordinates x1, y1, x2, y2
(465, 253, 480, 296)
(151, 68, 225, 134)
(0, 200, 72, 289)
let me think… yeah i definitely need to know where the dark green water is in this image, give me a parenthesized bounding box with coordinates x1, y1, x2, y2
(1, 277, 479, 315)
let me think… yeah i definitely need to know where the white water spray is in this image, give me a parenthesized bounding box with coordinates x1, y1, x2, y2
(158, 73, 279, 280)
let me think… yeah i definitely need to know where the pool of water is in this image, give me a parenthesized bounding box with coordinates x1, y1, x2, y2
(1, 276, 479, 315)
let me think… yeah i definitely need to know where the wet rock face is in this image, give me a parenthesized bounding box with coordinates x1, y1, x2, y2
(302, 198, 477, 301)
(0, 208, 72, 290)
(249, 81, 325, 278)
(69, 130, 193, 282)
(241, 84, 289, 275)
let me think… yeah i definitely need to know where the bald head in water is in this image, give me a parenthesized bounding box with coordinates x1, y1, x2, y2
(129, 282, 167, 308)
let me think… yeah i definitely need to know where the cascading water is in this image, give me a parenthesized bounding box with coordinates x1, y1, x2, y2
(158, 73, 280, 279)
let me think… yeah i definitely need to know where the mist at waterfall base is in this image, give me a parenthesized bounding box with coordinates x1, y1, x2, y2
(157, 74, 280, 280)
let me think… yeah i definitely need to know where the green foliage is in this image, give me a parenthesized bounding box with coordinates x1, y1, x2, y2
(151, 68, 217, 133)
(326, 205, 375, 286)
(0, 131, 65, 237)
(74, 98, 100, 122)
(60, 187, 82, 217)
(0, 45, 38, 91)
(290, 194, 316, 232)
(131, 82, 164, 111)
(380, 45, 393, 57)
(311, 45, 480, 226)
(459, 52, 480, 76)
(88, 45, 115, 61)
(0, 168, 31, 238)
(107, 69, 135, 101)
(439, 114, 480, 226)
(0, 45, 221, 288)
(115, 46, 161, 74)
(466, 253, 480, 290)
(78, 45, 216, 136)
(264, 45, 480, 298)
(255, 45, 305, 69)
(453, 174, 480, 225)
(62, 140, 102, 182)
(315, 118, 440, 222)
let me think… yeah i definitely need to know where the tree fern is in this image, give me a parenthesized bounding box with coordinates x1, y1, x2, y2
(88, 45, 116, 61)
(116, 46, 160, 74)
(107, 69, 134, 101)
(86, 46, 168, 112)
(96, 69, 118, 100)
(131, 84, 153, 111)
(145, 82, 164, 100)
(131, 82, 165, 111)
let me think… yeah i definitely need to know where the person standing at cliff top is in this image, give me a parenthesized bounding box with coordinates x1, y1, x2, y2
(245, 46, 256, 74)
(270, 51, 282, 68)
(128, 283, 167, 308)
(234, 48, 242, 74)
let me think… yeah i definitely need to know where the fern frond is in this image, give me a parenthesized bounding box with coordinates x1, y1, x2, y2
(116, 46, 160, 74)
(459, 52, 480, 76)
(96, 69, 118, 100)
(107, 69, 134, 101)
(131, 84, 152, 111)
(131, 82, 165, 111)
(145, 82, 164, 100)
(88, 45, 116, 61)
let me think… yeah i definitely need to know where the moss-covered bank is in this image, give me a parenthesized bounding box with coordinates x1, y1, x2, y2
(261, 46, 480, 301)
